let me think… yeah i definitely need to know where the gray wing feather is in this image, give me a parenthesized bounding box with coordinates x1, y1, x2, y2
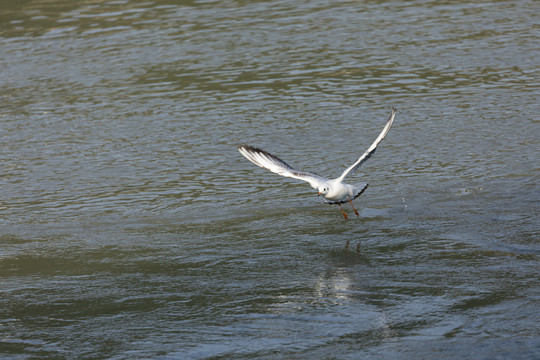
(238, 145, 327, 189)
(337, 107, 396, 181)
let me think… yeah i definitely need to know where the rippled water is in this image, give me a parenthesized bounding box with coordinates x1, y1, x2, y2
(1, 0, 539, 359)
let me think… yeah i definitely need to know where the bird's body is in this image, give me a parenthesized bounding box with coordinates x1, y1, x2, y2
(324, 179, 357, 201)
(238, 107, 396, 219)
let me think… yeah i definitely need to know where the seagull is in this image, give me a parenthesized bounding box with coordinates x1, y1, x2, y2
(238, 107, 396, 220)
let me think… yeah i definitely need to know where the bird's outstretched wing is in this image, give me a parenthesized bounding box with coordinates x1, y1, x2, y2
(238, 145, 328, 189)
(337, 107, 396, 181)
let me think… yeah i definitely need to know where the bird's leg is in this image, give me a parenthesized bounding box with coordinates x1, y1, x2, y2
(338, 203, 348, 220)
(348, 198, 359, 217)
(356, 243, 361, 254)
(345, 239, 350, 252)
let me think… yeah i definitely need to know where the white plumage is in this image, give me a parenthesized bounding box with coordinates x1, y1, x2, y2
(238, 107, 396, 219)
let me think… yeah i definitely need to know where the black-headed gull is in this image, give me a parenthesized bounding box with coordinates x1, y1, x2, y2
(238, 107, 396, 219)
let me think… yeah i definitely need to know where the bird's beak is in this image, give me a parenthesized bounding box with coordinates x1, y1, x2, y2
(317, 192, 321, 197)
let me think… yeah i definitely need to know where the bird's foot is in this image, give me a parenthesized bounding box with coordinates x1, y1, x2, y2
(348, 199, 360, 217)
(339, 204, 348, 220)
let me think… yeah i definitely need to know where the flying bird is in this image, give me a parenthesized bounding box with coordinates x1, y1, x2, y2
(238, 107, 396, 219)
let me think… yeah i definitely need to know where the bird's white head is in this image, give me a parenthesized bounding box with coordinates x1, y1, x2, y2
(317, 184, 330, 197)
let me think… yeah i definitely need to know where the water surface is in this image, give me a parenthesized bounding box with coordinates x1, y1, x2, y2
(1, 0, 539, 359)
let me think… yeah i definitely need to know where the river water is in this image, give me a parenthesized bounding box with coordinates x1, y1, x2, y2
(1, 0, 539, 359)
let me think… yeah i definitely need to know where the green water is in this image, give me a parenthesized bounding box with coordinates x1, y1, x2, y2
(1, 0, 538, 358)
